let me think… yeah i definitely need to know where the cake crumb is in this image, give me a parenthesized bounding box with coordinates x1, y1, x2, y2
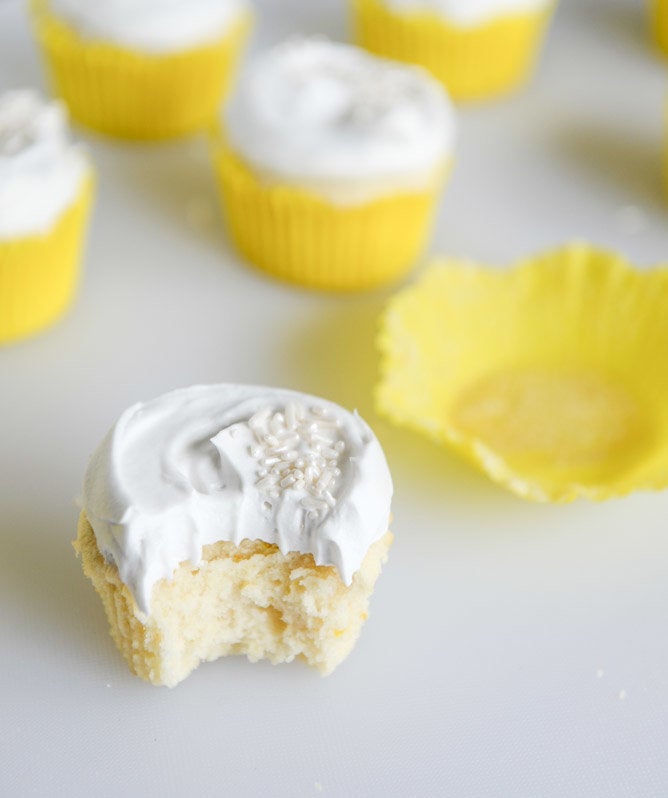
(314, 783, 324, 793)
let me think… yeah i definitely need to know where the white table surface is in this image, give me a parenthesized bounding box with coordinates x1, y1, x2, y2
(2, 0, 668, 795)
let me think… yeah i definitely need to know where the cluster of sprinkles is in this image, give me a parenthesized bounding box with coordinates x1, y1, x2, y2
(248, 402, 346, 518)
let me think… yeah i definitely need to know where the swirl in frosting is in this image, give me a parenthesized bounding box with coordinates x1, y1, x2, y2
(0, 90, 89, 240)
(49, 0, 250, 53)
(224, 38, 455, 203)
(83, 384, 394, 614)
(379, 0, 552, 26)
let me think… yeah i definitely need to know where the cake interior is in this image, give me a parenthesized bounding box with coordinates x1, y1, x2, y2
(75, 512, 391, 687)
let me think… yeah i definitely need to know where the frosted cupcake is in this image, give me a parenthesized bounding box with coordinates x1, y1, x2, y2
(214, 38, 455, 292)
(31, 0, 252, 140)
(76, 384, 393, 687)
(0, 90, 93, 344)
(351, 0, 556, 101)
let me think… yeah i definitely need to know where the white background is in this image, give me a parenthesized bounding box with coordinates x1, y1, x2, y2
(2, 0, 668, 795)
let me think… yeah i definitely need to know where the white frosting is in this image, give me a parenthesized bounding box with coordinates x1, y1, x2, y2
(49, 0, 249, 53)
(83, 384, 393, 615)
(224, 38, 455, 203)
(379, 0, 551, 26)
(0, 90, 89, 240)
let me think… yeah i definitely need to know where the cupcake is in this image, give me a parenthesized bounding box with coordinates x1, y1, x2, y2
(213, 38, 455, 292)
(650, 0, 668, 54)
(76, 384, 393, 687)
(31, 0, 252, 140)
(351, 0, 556, 101)
(0, 90, 93, 344)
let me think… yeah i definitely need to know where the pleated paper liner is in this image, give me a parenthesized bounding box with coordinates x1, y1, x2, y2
(213, 142, 448, 292)
(377, 244, 668, 501)
(351, 0, 555, 101)
(0, 177, 94, 344)
(30, 0, 252, 140)
(650, 0, 668, 55)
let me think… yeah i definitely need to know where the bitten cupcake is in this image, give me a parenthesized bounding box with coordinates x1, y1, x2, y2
(76, 384, 393, 687)
(213, 38, 455, 292)
(351, 0, 556, 101)
(31, 0, 252, 140)
(0, 90, 93, 344)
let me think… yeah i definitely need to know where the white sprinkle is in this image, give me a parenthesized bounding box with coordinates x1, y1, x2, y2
(312, 419, 340, 429)
(249, 408, 271, 430)
(317, 470, 334, 491)
(285, 402, 298, 429)
(310, 434, 336, 447)
(319, 446, 340, 460)
(596, 669, 604, 679)
(619, 690, 627, 701)
(250, 403, 346, 506)
(270, 413, 285, 434)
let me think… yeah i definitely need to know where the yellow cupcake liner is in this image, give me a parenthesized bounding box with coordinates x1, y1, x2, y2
(213, 142, 447, 292)
(0, 177, 93, 344)
(30, 0, 252, 140)
(651, 0, 668, 54)
(377, 244, 668, 502)
(351, 0, 555, 101)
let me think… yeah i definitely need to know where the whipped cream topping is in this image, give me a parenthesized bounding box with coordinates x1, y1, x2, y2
(379, 0, 551, 26)
(0, 90, 89, 240)
(224, 38, 455, 203)
(83, 384, 393, 614)
(49, 0, 249, 53)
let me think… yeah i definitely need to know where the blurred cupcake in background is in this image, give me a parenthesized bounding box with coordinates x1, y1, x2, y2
(30, 0, 253, 140)
(213, 38, 456, 292)
(350, 0, 556, 101)
(0, 90, 93, 344)
(650, 0, 668, 54)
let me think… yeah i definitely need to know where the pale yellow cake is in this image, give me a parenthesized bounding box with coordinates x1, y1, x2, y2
(75, 511, 392, 688)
